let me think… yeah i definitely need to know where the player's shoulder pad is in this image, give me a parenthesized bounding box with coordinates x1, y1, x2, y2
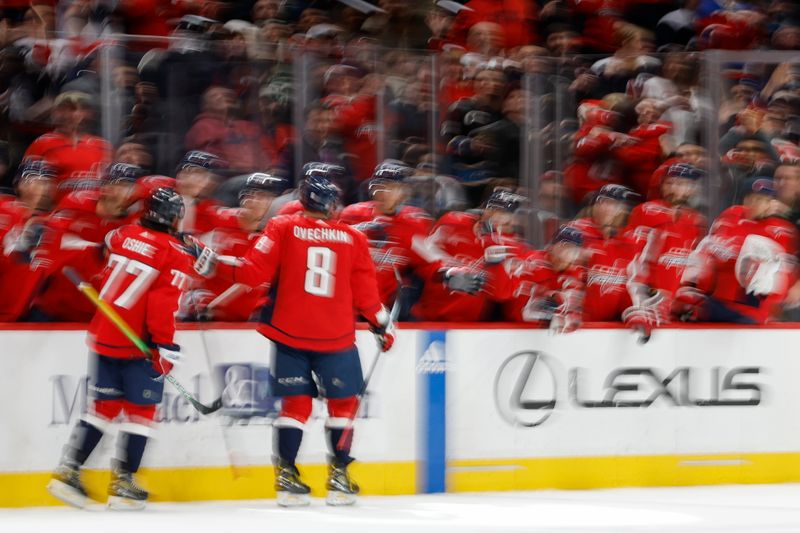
(340, 201, 376, 224)
(399, 205, 433, 221)
(55, 189, 101, 213)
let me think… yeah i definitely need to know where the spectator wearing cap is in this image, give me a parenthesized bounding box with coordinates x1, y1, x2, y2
(185, 86, 270, 173)
(23, 91, 112, 200)
(721, 135, 780, 205)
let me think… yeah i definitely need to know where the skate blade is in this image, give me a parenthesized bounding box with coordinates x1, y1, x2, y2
(326, 490, 357, 506)
(107, 495, 146, 511)
(276, 491, 310, 507)
(46, 479, 91, 509)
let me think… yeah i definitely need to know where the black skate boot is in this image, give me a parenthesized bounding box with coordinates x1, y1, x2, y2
(326, 457, 359, 506)
(46, 459, 91, 509)
(108, 465, 148, 511)
(274, 457, 311, 507)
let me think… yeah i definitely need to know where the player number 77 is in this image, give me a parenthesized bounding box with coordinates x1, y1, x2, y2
(62, 266, 223, 415)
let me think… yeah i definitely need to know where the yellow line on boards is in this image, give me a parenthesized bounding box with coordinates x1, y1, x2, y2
(0, 461, 416, 508)
(448, 453, 800, 492)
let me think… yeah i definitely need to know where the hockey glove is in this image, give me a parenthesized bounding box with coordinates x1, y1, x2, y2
(671, 286, 706, 322)
(548, 311, 581, 335)
(442, 267, 486, 294)
(152, 343, 182, 376)
(368, 306, 396, 352)
(484, 245, 514, 265)
(193, 246, 218, 277)
(177, 232, 206, 259)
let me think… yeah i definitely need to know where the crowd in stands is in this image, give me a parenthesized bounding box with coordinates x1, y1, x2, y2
(1, 0, 800, 331)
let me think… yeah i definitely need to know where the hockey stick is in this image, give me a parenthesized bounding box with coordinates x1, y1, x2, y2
(336, 269, 404, 451)
(63, 266, 223, 415)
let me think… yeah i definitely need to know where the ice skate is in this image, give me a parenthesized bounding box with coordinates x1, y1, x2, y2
(46, 460, 92, 509)
(274, 458, 311, 507)
(107, 467, 148, 511)
(326, 458, 359, 506)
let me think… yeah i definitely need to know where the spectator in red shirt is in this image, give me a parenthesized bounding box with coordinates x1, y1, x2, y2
(24, 91, 112, 199)
(447, 0, 538, 51)
(185, 86, 269, 173)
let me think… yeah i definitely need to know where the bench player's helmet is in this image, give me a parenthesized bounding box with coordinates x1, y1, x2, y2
(141, 187, 185, 232)
(239, 172, 288, 202)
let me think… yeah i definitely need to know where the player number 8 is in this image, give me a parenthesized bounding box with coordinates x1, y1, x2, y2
(305, 246, 336, 297)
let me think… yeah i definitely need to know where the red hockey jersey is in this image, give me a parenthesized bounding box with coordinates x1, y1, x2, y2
(340, 202, 433, 305)
(30, 191, 134, 322)
(625, 200, 707, 296)
(0, 199, 40, 321)
(200, 208, 267, 321)
(410, 211, 520, 322)
(222, 213, 384, 351)
(683, 207, 798, 323)
(569, 217, 637, 321)
(88, 224, 195, 357)
(24, 132, 111, 198)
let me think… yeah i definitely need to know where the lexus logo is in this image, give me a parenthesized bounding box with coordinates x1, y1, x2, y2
(494, 351, 557, 427)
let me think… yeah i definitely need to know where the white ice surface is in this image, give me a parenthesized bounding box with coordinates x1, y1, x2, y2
(5, 484, 800, 533)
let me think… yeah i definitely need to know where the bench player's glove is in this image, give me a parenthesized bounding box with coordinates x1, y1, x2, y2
(442, 267, 486, 294)
(152, 343, 182, 376)
(671, 286, 706, 322)
(193, 246, 218, 277)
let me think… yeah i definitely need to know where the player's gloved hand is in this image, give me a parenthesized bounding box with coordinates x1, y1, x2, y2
(548, 311, 581, 335)
(671, 286, 706, 322)
(152, 343, 182, 376)
(9, 219, 45, 262)
(442, 267, 486, 294)
(177, 232, 206, 259)
(622, 305, 657, 341)
(484, 245, 514, 265)
(368, 306, 396, 352)
(370, 321, 396, 352)
(193, 246, 218, 277)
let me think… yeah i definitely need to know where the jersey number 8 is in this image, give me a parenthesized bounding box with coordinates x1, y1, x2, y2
(305, 246, 336, 298)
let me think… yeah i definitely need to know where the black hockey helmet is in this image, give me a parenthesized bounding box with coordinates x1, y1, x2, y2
(103, 162, 146, 185)
(368, 159, 414, 196)
(141, 187, 185, 231)
(484, 187, 527, 213)
(239, 172, 288, 201)
(176, 150, 225, 175)
(299, 170, 341, 215)
(15, 158, 56, 184)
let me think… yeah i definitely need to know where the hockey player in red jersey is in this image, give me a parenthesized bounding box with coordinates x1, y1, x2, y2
(26, 163, 144, 322)
(623, 163, 707, 335)
(410, 188, 526, 322)
(568, 184, 641, 323)
(674, 177, 798, 324)
(0, 160, 56, 321)
(23, 91, 112, 199)
(340, 160, 433, 307)
(47, 187, 194, 510)
(174, 150, 226, 236)
(193, 165, 394, 507)
(186, 172, 287, 321)
(504, 226, 586, 333)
